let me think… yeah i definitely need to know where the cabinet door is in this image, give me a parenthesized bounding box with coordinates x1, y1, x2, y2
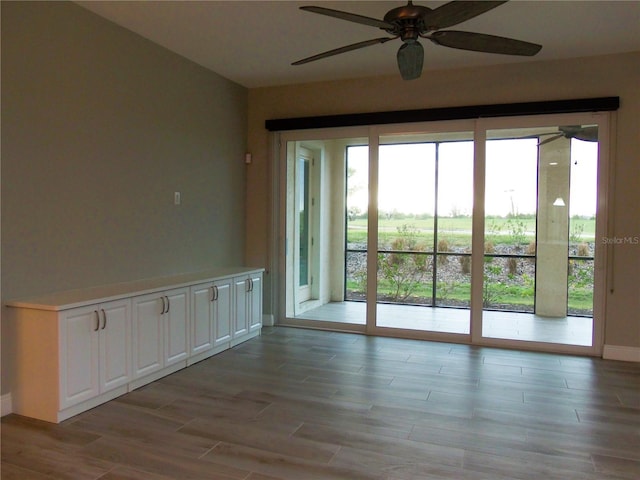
(213, 278, 232, 347)
(132, 294, 163, 378)
(233, 277, 249, 339)
(99, 299, 131, 392)
(60, 306, 100, 409)
(164, 288, 189, 366)
(191, 283, 214, 356)
(248, 273, 263, 333)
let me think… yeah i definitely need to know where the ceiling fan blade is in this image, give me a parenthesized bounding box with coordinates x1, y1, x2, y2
(397, 41, 424, 81)
(575, 128, 599, 142)
(560, 125, 599, 142)
(292, 37, 395, 66)
(300, 6, 393, 30)
(538, 134, 564, 146)
(423, 1, 509, 30)
(429, 31, 542, 56)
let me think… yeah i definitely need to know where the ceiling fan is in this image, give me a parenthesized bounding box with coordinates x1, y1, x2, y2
(292, 1, 542, 80)
(536, 126, 599, 146)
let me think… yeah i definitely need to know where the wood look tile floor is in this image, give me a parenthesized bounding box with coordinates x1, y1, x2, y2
(2, 327, 639, 480)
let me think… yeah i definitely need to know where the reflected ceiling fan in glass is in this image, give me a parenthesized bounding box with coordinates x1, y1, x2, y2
(292, 1, 542, 80)
(536, 125, 599, 146)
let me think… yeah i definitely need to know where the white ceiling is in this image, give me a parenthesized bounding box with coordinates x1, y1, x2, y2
(76, 1, 640, 88)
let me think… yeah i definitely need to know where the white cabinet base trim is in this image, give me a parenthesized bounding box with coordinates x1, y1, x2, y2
(128, 362, 187, 392)
(187, 343, 230, 366)
(56, 386, 128, 423)
(230, 328, 261, 347)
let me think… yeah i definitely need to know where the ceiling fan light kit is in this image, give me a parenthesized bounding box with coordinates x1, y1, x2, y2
(293, 0, 542, 80)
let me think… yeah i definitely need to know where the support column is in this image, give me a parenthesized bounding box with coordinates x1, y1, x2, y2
(535, 137, 570, 317)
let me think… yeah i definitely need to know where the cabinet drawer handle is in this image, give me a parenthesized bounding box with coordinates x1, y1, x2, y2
(160, 296, 166, 315)
(101, 309, 107, 330)
(165, 296, 170, 313)
(94, 310, 100, 331)
(211, 285, 218, 302)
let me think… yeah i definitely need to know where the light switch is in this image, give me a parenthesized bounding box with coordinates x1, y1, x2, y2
(174, 191, 181, 205)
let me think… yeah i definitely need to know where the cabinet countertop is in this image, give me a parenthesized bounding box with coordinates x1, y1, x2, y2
(6, 267, 264, 312)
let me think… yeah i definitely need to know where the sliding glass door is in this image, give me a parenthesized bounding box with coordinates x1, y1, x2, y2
(278, 113, 608, 355)
(374, 130, 473, 335)
(481, 121, 603, 347)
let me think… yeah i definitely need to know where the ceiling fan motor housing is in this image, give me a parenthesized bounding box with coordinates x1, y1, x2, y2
(383, 3, 432, 42)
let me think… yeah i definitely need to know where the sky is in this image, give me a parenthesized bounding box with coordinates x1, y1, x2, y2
(347, 137, 598, 218)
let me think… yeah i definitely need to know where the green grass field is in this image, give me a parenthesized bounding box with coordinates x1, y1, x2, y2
(347, 216, 595, 246)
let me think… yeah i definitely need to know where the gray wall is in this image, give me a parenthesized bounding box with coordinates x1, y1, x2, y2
(1, 2, 248, 395)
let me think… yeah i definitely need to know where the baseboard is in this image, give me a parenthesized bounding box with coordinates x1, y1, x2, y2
(1, 393, 12, 417)
(262, 313, 275, 327)
(603, 345, 640, 362)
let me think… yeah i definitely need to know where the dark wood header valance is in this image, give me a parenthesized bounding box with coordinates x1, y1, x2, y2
(265, 97, 619, 132)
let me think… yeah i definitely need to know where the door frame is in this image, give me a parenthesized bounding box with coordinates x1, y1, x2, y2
(272, 112, 610, 357)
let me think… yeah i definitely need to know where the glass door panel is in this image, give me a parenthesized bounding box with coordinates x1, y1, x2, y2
(297, 149, 312, 303)
(375, 132, 472, 334)
(568, 137, 598, 317)
(284, 136, 368, 327)
(345, 145, 368, 304)
(483, 137, 538, 314)
(436, 141, 474, 310)
(482, 125, 598, 346)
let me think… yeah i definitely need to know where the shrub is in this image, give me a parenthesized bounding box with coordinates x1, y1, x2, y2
(483, 264, 502, 307)
(526, 241, 536, 255)
(459, 255, 471, 274)
(437, 238, 450, 265)
(378, 224, 430, 302)
(570, 222, 585, 244)
(485, 241, 495, 254)
(506, 218, 527, 250)
(507, 257, 518, 275)
(578, 243, 590, 257)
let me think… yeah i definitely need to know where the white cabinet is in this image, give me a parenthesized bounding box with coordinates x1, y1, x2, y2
(8, 267, 262, 423)
(10, 298, 131, 422)
(191, 283, 215, 357)
(232, 272, 262, 346)
(190, 277, 232, 364)
(164, 288, 189, 366)
(132, 287, 189, 384)
(131, 294, 163, 378)
(248, 272, 263, 335)
(233, 276, 250, 340)
(60, 299, 131, 409)
(213, 278, 232, 348)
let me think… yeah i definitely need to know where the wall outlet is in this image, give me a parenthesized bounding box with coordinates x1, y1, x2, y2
(174, 191, 181, 205)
